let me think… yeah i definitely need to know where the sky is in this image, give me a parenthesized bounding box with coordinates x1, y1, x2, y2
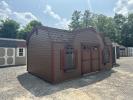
(0, 0, 133, 29)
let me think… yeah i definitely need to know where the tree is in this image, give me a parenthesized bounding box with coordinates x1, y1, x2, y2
(104, 17, 117, 41)
(114, 14, 126, 30)
(121, 23, 129, 46)
(122, 13, 133, 47)
(114, 14, 126, 44)
(0, 19, 20, 38)
(82, 10, 91, 28)
(95, 15, 118, 42)
(17, 20, 42, 39)
(69, 10, 81, 30)
(81, 10, 96, 28)
(96, 14, 108, 33)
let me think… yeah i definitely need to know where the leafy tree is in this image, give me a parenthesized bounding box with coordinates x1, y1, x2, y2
(82, 10, 95, 28)
(95, 15, 118, 42)
(17, 29, 27, 40)
(114, 14, 126, 30)
(114, 14, 126, 44)
(95, 14, 108, 32)
(69, 10, 81, 30)
(24, 20, 42, 32)
(122, 13, 133, 47)
(0, 19, 20, 38)
(17, 20, 42, 39)
(121, 23, 129, 46)
(104, 17, 117, 42)
(69, 10, 133, 46)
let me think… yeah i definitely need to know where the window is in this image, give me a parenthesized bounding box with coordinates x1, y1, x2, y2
(60, 45, 77, 71)
(17, 48, 25, 57)
(65, 45, 75, 70)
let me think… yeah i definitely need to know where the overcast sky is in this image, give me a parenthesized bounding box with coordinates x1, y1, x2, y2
(0, 0, 133, 29)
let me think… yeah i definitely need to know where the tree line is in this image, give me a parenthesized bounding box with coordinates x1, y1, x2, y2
(0, 10, 133, 47)
(0, 19, 42, 40)
(69, 10, 133, 47)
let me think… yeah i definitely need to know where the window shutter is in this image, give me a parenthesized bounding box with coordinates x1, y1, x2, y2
(74, 49, 78, 68)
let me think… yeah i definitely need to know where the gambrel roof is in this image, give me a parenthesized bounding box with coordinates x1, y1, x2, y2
(27, 26, 99, 43)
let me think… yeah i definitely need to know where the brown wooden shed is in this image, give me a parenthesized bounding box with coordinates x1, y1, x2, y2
(27, 26, 113, 83)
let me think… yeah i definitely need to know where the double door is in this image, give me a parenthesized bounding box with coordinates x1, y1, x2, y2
(81, 45, 100, 74)
(0, 48, 15, 66)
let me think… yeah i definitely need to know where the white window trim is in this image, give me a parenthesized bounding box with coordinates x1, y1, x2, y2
(17, 48, 25, 57)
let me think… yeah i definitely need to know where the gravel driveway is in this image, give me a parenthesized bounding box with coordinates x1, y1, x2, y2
(0, 57, 133, 100)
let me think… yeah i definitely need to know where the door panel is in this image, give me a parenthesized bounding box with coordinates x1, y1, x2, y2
(91, 47, 99, 72)
(81, 45, 91, 74)
(82, 61, 91, 73)
(81, 45, 99, 74)
(0, 48, 15, 66)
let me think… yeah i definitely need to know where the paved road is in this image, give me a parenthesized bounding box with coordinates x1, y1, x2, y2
(0, 57, 133, 100)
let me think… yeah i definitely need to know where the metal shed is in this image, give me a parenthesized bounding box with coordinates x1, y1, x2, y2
(0, 38, 27, 67)
(27, 26, 113, 83)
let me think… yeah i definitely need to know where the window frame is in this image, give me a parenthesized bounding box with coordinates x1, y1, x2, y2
(60, 44, 77, 72)
(17, 48, 25, 57)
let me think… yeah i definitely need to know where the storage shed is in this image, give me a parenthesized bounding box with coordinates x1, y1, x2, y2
(119, 46, 133, 57)
(0, 38, 27, 67)
(27, 26, 113, 83)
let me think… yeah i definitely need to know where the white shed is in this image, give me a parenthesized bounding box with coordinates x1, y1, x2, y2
(0, 38, 27, 67)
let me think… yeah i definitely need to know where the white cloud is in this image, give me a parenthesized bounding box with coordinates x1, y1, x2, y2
(13, 12, 37, 25)
(44, 4, 70, 29)
(0, 1, 38, 26)
(114, 0, 133, 15)
(0, 1, 12, 19)
(44, 5, 61, 20)
(55, 18, 71, 29)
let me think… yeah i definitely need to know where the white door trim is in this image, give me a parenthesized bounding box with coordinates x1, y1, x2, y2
(0, 47, 15, 66)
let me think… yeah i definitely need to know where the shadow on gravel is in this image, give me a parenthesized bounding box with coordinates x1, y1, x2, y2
(17, 69, 116, 97)
(113, 63, 120, 67)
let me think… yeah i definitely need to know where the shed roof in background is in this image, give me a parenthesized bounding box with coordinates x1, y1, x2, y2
(0, 38, 26, 47)
(119, 45, 126, 48)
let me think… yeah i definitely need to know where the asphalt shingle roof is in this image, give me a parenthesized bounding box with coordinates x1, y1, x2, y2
(0, 38, 26, 47)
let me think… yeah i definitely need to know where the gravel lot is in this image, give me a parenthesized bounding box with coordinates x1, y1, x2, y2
(0, 57, 133, 100)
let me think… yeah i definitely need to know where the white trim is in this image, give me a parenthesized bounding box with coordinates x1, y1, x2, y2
(0, 47, 15, 66)
(17, 48, 25, 57)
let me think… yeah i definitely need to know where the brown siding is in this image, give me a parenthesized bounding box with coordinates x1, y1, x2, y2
(27, 26, 113, 83)
(103, 45, 113, 69)
(53, 43, 81, 83)
(27, 29, 52, 82)
(73, 29, 105, 72)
